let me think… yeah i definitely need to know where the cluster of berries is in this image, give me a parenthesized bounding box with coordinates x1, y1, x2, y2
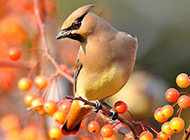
(139, 73, 190, 140)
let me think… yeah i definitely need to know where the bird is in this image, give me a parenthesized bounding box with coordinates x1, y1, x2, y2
(56, 4, 138, 134)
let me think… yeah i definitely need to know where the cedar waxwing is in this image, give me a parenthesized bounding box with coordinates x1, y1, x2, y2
(56, 4, 138, 134)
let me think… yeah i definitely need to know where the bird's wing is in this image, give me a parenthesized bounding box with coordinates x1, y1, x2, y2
(73, 58, 83, 93)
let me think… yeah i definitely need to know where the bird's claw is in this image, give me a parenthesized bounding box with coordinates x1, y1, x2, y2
(92, 100, 103, 113)
(109, 109, 119, 120)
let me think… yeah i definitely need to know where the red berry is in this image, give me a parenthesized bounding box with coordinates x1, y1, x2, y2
(177, 95, 190, 109)
(165, 88, 179, 102)
(114, 100, 128, 114)
(88, 121, 100, 133)
(9, 47, 21, 61)
(176, 73, 190, 88)
(101, 125, 114, 138)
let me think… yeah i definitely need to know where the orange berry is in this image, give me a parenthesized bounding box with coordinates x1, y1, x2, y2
(161, 122, 174, 136)
(165, 88, 179, 102)
(18, 77, 32, 92)
(43, 100, 58, 116)
(9, 47, 21, 61)
(157, 131, 170, 140)
(154, 108, 168, 123)
(101, 125, 114, 138)
(34, 75, 48, 89)
(114, 100, 128, 114)
(0, 114, 20, 131)
(59, 100, 72, 115)
(53, 110, 67, 124)
(177, 95, 190, 109)
(24, 93, 36, 106)
(56, 64, 68, 77)
(170, 117, 184, 133)
(31, 97, 44, 111)
(139, 131, 154, 140)
(5, 128, 21, 140)
(88, 121, 100, 133)
(21, 125, 39, 140)
(161, 105, 174, 118)
(176, 73, 190, 88)
(49, 126, 62, 139)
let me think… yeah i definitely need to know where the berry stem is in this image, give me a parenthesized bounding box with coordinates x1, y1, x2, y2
(141, 121, 159, 134)
(180, 92, 190, 97)
(127, 110, 135, 121)
(175, 108, 183, 117)
(172, 101, 178, 108)
(27, 57, 42, 79)
(21, 47, 44, 53)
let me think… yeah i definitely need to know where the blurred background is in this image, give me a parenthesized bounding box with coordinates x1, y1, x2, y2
(0, 0, 190, 139)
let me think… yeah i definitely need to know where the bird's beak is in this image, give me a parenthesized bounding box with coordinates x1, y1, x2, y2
(56, 30, 70, 39)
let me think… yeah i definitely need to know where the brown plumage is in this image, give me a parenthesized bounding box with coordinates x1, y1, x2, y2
(56, 4, 138, 134)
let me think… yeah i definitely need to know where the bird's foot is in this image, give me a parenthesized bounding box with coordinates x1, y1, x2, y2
(91, 100, 103, 113)
(103, 102, 118, 120)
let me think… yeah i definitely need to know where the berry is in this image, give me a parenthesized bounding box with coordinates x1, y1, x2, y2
(101, 125, 114, 138)
(31, 97, 44, 111)
(154, 108, 168, 123)
(53, 110, 66, 124)
(165, 88, 179, 102)
(59, 100, 72, 115)
(161, 105, 174, 118)
(24, 93, 36, 106)
(9, 47, 21, 61)
(17, 77, 32, 91)
(161, 122, 174, 136)
(34, 75, 48, 89)
(139, 131, 153, 140)
(21, 125, 39, 140)
(177, 95, 190, 109)
(176, 73, 190, 88)
(157, 131, 170, 140)
(43, 100, 58, 116)
(49, 126, 62, 139)
(170, 117, 184, 133)
(56, 64, 68, 77)
(88, 121, 100, 133)
(114, 100, 128, 114)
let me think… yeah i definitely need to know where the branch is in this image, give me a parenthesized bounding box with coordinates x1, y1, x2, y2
(66, 96, 138, 139)
(182, 125, 190, 140)
(0, 59, 31, 69)
(33, 0, 74, 83)
(34, 0, 48, 53)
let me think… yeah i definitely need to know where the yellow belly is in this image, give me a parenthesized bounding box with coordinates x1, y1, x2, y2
(76, 65, 126, 101)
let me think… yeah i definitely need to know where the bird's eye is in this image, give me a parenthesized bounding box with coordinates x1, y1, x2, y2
(74, 20, 81, 28)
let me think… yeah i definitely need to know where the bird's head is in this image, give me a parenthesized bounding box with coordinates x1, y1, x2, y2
(56, 4, 97, 42)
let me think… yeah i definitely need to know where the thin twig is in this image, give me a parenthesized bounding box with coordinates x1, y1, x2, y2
(182, 125, 190, 140)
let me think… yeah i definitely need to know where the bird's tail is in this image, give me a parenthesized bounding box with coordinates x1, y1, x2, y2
(62, 100, 91, 134)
